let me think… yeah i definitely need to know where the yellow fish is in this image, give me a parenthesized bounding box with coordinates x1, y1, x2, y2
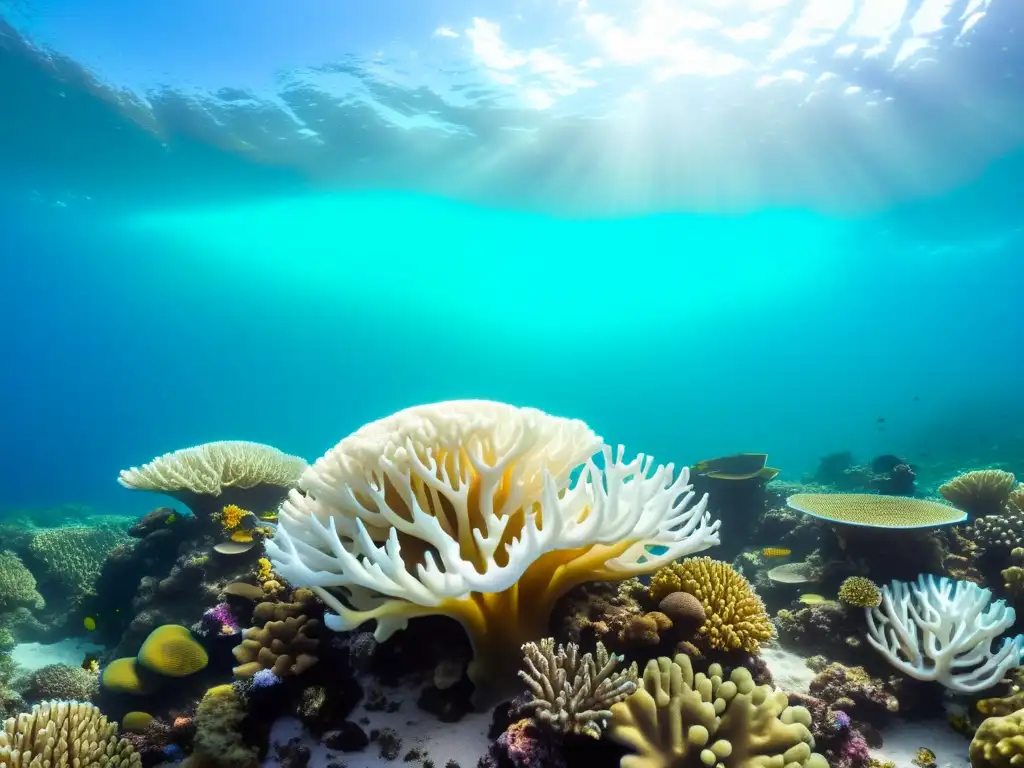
(761, 547, 791, 558)
(165, 513, 177, 524)
(83, 616, 96, 632)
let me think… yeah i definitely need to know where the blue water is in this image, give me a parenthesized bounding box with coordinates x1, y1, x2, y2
(1, 0, 1023, 514)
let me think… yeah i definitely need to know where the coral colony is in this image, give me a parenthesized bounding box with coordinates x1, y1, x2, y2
(2, 399, 1024, 767)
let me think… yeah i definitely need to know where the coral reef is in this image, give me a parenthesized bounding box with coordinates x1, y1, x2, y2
(608, 653, 828, 768)
(518, 638, 637, 738)
(648, 558, 773, 653)
(0, 700, 141, 766)
(807, 663, 899, 726)
(267, 400, 720, 705)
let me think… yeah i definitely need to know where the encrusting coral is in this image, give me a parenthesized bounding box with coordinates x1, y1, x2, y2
(266, 400, 721, 705)
(970, 709, 1024, 768)
(647, 558, 773, 653)
(518, 637, 638, 738)
(0, 700, 142, 767)
(940, 470, 1017, 518)
(608, 653, 828, 768)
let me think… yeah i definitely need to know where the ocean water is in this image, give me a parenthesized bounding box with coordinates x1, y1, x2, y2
(0, 0, 1022, 512)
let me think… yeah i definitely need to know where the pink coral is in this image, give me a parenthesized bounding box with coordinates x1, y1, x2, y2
(202, 603, 240, 636)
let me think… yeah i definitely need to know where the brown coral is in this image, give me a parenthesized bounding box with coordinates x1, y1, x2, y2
(941, 470, 1017, 517)
(232, 614, 319, 678)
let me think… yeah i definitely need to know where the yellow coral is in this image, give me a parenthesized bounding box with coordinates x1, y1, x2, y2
(266, 400, 721, 706)
(648, 557, 773, 652)
(122, 711, 154, 733)
(137, 624, 208, 677)
(941, 470, 1017, 516)
(788, 493, 965, 528)
(0, 701, 141, 767)
(838, 576, 882, 608)
(256, 557, 273, 582)
(230, 529, 254, 543)
(100, 657, 149, 695)
(609, 654, 828, 768)
(970, 709, 1024, 768)
(220, 504, 247, 530)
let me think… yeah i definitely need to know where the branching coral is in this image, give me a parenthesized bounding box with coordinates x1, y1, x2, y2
(518, 637, 638, 738)
(648, 558, 772, 653)
(0, 700, 141, 767)
(940, 470, 1017, 517)
(608, 654, 828, 768)
(266, 400, 720, 703)
(866, 575, 1024, 693)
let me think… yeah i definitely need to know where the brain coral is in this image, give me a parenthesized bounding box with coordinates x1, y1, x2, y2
(0, 551, 44, 611)
(22, 664, 98, 703)
(266, 400, 721, 705)
(609, 654, 828, 768)
(838, 576, 882, 609)
(940, 470, 1017, 517)
(648, 557, 772, 653)
(970, 709, 1024, 768)
(0, 700, 141, 767)
(787, 493, 965, 528)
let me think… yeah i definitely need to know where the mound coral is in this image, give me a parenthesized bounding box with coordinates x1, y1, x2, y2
(0, 700, 141, 767)
(787, 493, 965, 528)
(519, 637, 638, 738)
(940, 470, 1016, 517)
(970, 709, 1024, 768)
(866, 575, 1024, 693)
(972, 510, 1024, 553)
(118, 441, 307, 518)
(21, 664, 98, 703)
(648, 557, 772, 652)
(0, 551, 44, 611)
(182, 684, 257, 768)
(608, 654, 828, 768)
(838, 577, 882, 609)
(232, 614, 319, 678)
(266, 400, 720, 703)
(26, 526, 129, 598)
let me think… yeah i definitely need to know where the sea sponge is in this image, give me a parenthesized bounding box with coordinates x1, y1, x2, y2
(608, 654, 828, 768)
(100, 658, 149, 695)
(970, 709, 1024, 768)
(0, 551, 44, 610)
(647, 558, 772, 653)
(0, 700, 141, 767)
(26, 526, 129, 598)
(266, 400, 720, 704)
(232, 614, 319, 678)
(137, 624, 208, 677)
(788, 493, 965, 528)
(838, 576, 882, 608)
(118, 441, 307, 518)
(182, 684, 258, 768)
(518, 638, 638, 738)
(21, 664, 98, 703)
(941, 470, 1017, 517)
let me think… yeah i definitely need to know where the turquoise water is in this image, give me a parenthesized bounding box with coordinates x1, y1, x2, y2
(1, 0, 1023, 513)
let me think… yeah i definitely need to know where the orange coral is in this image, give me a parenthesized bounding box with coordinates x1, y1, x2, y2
(220, 504, 247, 530)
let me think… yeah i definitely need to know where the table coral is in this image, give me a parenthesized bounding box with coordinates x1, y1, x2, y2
(608, 653, 828, 768)
(266, 400, 721, 705)
(648, 558, 772, 652)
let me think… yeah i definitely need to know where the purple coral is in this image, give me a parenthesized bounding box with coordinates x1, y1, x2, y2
(202, 603, 240, 635)
(252, 669, 281, 688)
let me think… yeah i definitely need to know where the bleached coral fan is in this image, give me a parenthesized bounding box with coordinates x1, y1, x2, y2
(266, 400, 720, 701)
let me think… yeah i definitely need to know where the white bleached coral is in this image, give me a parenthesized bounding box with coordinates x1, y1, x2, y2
(866, 574, 1024, 693)
(266, 399, 720, 702)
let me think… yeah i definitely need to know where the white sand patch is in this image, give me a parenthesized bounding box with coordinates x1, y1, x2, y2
(11, 638, 105, 673)
(761, 644, 816, 694)
(871, 719, 970, 768)
(262, 676, 492, 768)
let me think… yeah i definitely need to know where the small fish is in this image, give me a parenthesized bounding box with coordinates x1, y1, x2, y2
(913, 395, 920, 401)
(83, 616, 96, 632)
(165, 513, 177, 524)
(761, 547, 791, 558)
(876, 417, 885, 423)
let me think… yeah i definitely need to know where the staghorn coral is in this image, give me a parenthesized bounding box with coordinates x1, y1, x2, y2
(0, 551, 44, 611)
(266, 400, 720, 705)
(0, 700, 141, 767)
(518, 637, 638, 738)
(837, 577, 882, 609)
(118, 441, 306, 521)
(941, 470, 1017, 518)
(970, 709, 1024, 768)
(232, 614, 319, 678)
(609, 653, 828, 768)
(26, 526, 129, 599)
(787, 493, 965, 528)
(648, 558, 772, 653)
